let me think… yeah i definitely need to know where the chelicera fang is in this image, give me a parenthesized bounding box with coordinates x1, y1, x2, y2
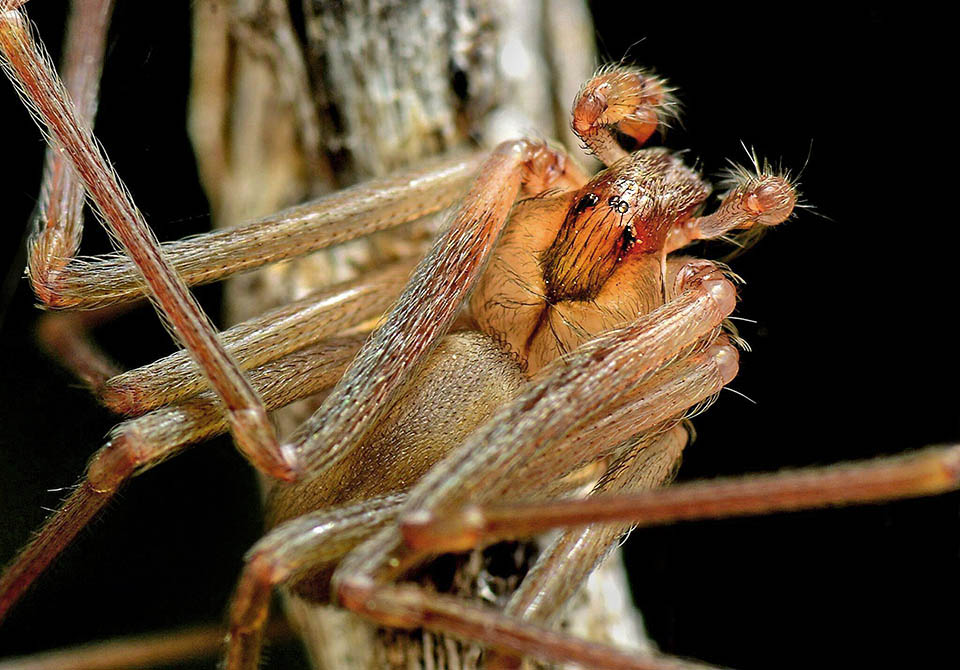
(0, 2, 957, 669)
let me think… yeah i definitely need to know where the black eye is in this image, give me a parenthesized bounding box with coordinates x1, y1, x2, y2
(609, 196, 630, 214)
(575, 192, 599, 213)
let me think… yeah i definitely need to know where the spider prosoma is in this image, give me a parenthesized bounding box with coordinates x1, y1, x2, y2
(0, 1, 956, 670)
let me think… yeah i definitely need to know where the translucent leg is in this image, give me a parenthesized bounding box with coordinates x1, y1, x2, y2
(0, 334, 364, 622)
(0, 7, 291, 480)
(34, 304, 125, 392)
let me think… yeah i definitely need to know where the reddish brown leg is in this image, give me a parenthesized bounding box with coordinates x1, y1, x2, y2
(0, 334, 364, 622)
(413, 445, 960, 549)
(224, 495, 406, 670)
(99, 257, 415, 415)
(0, 6, 295, 481)
(292, 140, 584, 476)
(42, 151, 483, 310)
(666, 158, 798, 253)
(26, 0, 113, 305)
(486, 426, 689, 670)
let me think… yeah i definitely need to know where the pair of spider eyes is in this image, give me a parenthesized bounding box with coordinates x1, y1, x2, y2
(575, 193, 630, 214)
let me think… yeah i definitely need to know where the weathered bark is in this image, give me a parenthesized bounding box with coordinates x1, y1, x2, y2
(189, 1, 648, 667)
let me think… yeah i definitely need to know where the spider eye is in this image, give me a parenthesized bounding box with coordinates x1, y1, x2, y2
(608, 195, 630, 214)
(575, 192, 599, 213)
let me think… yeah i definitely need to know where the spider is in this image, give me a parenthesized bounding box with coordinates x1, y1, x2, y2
(0, 1, 956, 670)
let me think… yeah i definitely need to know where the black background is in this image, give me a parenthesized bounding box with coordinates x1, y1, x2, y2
(0, 3, 955, 669)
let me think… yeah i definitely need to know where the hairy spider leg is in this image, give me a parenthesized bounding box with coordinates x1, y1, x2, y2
(572, 66, 677, 166)
(99, 257, 417, 415)
(412, 445, 960, 551)
(484, 425, 689, 670)
(0, 329, 366, 623)
(225, 495, 407, 669)
(0, 4, 294, 480)
(24, 0, 113, 305)
(38, 152, 483, 310)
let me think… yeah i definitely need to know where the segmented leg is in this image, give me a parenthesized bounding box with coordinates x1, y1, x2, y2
(337, 525, 723, 670)
(485, 426, 689, 670)
(572, 67, 677, 166)
(398, 261, 735, 537)
(225, 495, 406, 670)
(40, 152, 483, 310)
(224, 404, 696, 670)
(665, 161, 798, 254)
(26, 0, 113, 305)
(0, 620, 295, 670)
(100, 257, 416, 415)
(0, 5, 291, 480)
(0, 622, 228, 670)
(416, 445, 960, 548)
(292, 140, 585, 476)
(0, 334, 364, 622)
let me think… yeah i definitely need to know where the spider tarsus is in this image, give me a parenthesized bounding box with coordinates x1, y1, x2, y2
(707, 339, 740, 385)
